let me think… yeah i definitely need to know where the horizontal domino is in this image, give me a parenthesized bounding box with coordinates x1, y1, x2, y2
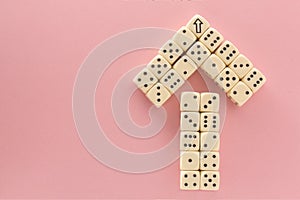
(180, 92, 220, 191)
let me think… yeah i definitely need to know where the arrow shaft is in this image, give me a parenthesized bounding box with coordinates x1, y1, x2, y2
(195, 23, 201, 33)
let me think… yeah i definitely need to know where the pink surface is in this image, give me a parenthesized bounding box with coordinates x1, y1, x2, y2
(1, 0, 300, 199)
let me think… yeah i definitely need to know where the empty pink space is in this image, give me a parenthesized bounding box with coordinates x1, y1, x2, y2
(1, 0, 300, 199)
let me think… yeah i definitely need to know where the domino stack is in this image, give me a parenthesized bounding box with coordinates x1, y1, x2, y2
(133, 14, 266, 107)
(180, 92, 220, 190)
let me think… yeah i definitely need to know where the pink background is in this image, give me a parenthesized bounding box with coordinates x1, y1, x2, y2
(1, 0, 300, 199)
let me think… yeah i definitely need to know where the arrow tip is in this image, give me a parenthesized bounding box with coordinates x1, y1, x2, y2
(193, 18, 203, 25)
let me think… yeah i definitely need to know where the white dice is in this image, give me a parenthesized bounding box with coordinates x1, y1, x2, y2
(180, 171, 200, 190)
(180, 151, 200, 170)
(200, 92, 220, 113)
(133, 68, 158, 93)
(215, 67, 239, 93)
(200, 113, 220, 132)
(228, 81, 253, 106)
(201, 54, 226, 79)
(159, 40, 183, 64)
(186, 14, 210, 38)
(173, 56, 197, 80)
(200, 132, 220, 151)
(200, 151, 220, 170)
(229, 54, 253, 79)
(161, 69, 185, 93)
(180, 112, 200, 131)
(242, 68, 267, 93)
(200, 28, 224, 52)
(180, 132, 200, 151)
(146, 55, 172, 79)
(186, 41, 211, 67)
(180, 92, 200, 111)
(172, 26, 197, 51)
(200, 171, 220, 190)
(145, 83, 171, 107)
(215, 40, 239, 65)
